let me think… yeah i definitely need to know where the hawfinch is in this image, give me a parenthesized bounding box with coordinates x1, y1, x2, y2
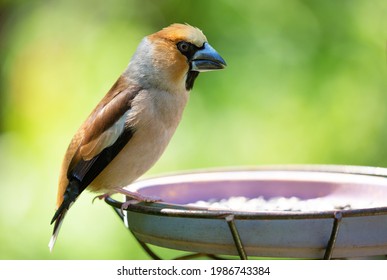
(49, 23, 226, 251)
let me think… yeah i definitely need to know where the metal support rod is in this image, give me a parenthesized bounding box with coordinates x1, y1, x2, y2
(324, 211, 343, 260)
(130, 231, 163, 260)
(104, 196, 125, 221)
(133, 233, 227, 260)
(226, 215, 248, 260)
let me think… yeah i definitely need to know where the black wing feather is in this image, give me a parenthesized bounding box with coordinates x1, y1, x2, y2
(69, 127, 135, 192)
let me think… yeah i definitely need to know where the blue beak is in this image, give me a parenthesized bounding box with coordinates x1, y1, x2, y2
(191, 43, 227, 72)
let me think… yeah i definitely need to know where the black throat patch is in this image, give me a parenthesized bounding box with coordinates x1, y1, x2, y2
(186, 71, 199, 91)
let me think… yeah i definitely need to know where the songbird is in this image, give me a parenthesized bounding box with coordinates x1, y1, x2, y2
(49, 23, 226, 251)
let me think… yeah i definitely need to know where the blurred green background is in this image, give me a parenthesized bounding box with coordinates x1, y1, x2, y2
(1, 0, 386, 259)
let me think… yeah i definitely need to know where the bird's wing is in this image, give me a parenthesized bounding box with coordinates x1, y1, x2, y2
(56, 76, 141, 208)
(50, 77, 142, 251)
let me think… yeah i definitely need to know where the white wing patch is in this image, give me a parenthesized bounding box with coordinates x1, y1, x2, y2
(80, 112, 129, 161)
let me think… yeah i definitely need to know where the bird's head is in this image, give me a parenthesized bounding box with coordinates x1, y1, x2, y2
(127, 23, 226, 92)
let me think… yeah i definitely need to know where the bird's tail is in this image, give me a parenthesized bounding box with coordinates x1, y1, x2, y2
(49, 208, 68, 252)
(49, 180, 80, 252)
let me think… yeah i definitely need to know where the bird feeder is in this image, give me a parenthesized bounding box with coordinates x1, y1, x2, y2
(105, 165, 387, 259)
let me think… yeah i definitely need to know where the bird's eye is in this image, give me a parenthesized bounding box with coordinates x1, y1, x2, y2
(177, 41, 190, 53)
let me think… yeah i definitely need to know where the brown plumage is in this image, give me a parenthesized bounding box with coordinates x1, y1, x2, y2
(49, 23, 226, 251)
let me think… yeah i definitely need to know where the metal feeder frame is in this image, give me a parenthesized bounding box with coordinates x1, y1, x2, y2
(105, 165, 387, 260)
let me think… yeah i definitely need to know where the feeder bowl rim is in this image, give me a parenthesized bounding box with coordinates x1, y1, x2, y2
(105, 200, 387, 221)
(105, 164, 387, 220)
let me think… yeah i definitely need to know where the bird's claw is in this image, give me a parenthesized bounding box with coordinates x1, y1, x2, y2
(119, 192, 162, 215)
(120, 200, 139, 215)
(92, 193, 110, 204)
(138, 195, 162, 203)
(92, 189, 162, 216)
(115, 188, 162, 203)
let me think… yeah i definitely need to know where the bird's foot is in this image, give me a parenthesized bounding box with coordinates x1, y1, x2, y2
(92, 193, 112, 204)
(93, 189, 161, 213)
(120, 199, 140, 213)
(116, 189, 162, 214)
(114, 188, 162, 203)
